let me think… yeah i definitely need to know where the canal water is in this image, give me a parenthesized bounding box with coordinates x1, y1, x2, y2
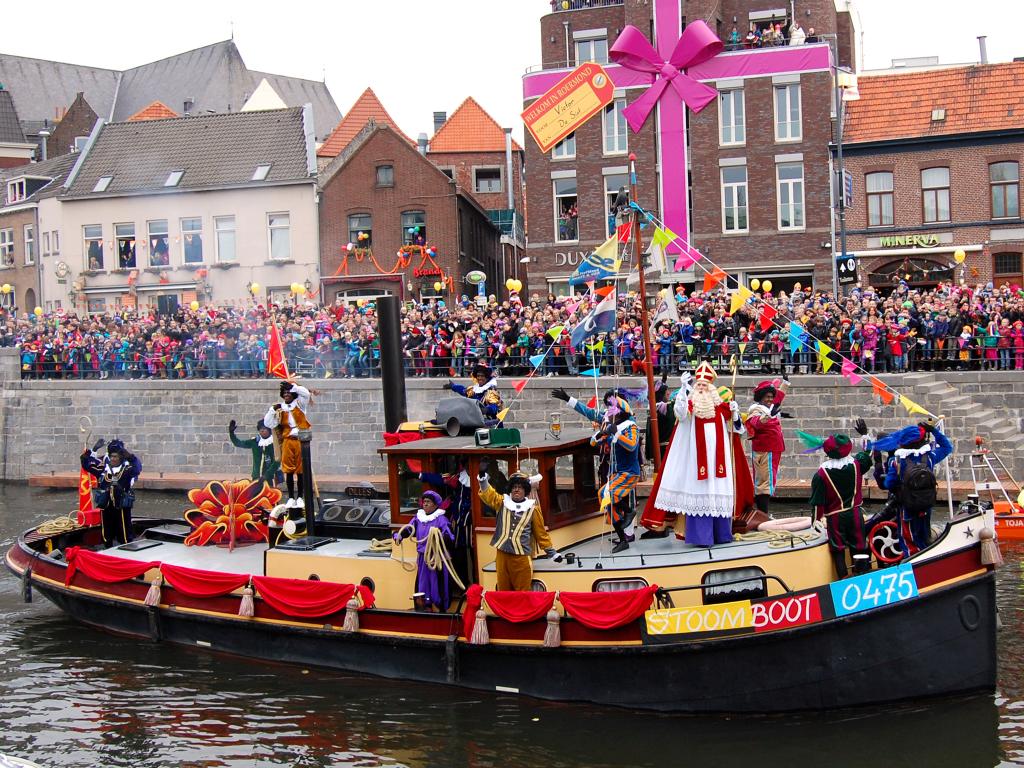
(0, 484, 1021, 768)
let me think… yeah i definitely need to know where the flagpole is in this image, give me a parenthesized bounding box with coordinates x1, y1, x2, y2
(629, 153, 662, 472)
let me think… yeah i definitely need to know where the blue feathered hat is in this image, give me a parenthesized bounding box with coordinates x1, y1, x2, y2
(869, 425, 926, 453)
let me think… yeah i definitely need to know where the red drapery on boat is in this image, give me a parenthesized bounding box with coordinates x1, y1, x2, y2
(484, 590, 556, 623)
(462, 584, 484, 638)
(251, 575, 375, 618)
(64, 546, 158, 587)
(160, 563, 250, 598)
(383, 431, 436, 473)
(558, 585, 659, 630)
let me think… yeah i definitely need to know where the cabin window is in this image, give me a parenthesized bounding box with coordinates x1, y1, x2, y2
(360, 577, 376, 594)
(477, 458, 512, 518)
(593, 578, 649, 593)
(701, 566, 767, 605)
(531, 580, 547, 592)
(396, 460, 425, 514)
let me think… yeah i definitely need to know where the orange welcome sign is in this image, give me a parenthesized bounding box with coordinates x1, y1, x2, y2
(522, 62, 615, 153)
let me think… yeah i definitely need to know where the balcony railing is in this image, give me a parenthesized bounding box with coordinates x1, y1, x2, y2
(548, 0, 623, 12)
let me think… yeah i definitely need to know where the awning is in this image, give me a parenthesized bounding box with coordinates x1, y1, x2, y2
(135, 282, 197, 293)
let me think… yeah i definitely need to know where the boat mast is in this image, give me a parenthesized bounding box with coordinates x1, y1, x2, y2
(629, 152, 662, 471)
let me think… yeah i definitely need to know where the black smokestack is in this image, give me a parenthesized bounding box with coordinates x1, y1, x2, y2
(377, 296, 407, 432)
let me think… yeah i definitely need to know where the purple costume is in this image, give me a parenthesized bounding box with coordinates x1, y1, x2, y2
(397, 507, 455, 610)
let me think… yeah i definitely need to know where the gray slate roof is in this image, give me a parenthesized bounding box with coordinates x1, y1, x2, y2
(0, 89, 27, 144)
(63, 107, 313, 199)
(0, 41, 341, 142)
(0, 153, 77, 203)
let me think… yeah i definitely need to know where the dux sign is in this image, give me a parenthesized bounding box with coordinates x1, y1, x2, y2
(522, 63, 614, 153)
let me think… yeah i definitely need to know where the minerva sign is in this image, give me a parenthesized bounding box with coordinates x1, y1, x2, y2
(879, 233, 940, 248)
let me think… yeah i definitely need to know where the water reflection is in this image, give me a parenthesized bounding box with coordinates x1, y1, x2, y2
(0, 486, 1017, 767)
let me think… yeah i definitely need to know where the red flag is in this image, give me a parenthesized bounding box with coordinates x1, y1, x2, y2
(512, 379, 528, 394)
(78, 467, 96, 513)
(759, 304, 777, 332)
(586, 396, 598, 409)
(616, 222, 632, 243)
(267, 323, 290, 380)
(703, 267, 728, 293)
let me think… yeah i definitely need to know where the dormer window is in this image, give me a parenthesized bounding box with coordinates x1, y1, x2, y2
(931, 108, 946, 122)
(6, 179, 26, 205)
(93, 176, 112, 193)
(164, 170, 184, 187)
(252, 164, 272, 181)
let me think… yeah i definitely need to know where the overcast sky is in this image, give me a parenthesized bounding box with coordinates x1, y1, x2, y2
(1, 0, 1018, 145)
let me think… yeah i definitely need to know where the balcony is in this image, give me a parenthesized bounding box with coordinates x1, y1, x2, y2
(488, 209, 526, 246)
(548, 0, 622, 12)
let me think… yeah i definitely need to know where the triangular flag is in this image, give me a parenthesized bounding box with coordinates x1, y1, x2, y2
(675, 245, 702, 272)
(511, 379, 528, 394)
(563, 300, 579, 316)
(267, 322, 290, 380)
(579, 368, 601, 377)
(529, 353, 546, 368)
(703, 266, 727, 293)
(729, 284, 754, 315)
(796, 431, 826, 452)
(547, 325, 564, 340)
(594, 285, 615, 298)
(647, 238, 667, 273)
(816, 341, 835, 374)
(586, 396, 598, 409)
(871, 376, 895, 405)
(616, 222, 632, 243)
(651, 226, 675, 248)
(841, 357, 862, 385)
(900, 395, 932, 418)
(738, 343, 747, 355)
(496, 407, 510, 422)
(789, 323, 806, 354)
(759, 304, 777, 332)
(586, 339, 604, 353)
(685, 344, 694, 356)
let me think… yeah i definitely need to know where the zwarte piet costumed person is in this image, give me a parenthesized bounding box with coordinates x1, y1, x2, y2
(478, 471, 562, 591)
(807, 433, 873, 578)
(407, 457, 475, 589)
(80, 439, 142, 548)
(393, 490, 455, 611)
(745, 375, 791, 515)
(229, 419, 280, 486)
(871, 421, 953, 552)
(444, 363, 504, 425)
(590, 396, 642, 553)
(264, 381, 312, 511)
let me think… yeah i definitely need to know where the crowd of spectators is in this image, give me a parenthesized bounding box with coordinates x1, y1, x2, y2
(6, 279, 1024, 381)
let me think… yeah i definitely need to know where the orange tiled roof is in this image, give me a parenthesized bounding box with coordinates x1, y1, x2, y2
(844, 61, 1024, 144)
(127, 101, 178, 121)
(429, 97, 522, 153)
(316, 87, 411, 158)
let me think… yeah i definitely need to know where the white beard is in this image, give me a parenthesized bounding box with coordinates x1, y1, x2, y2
(689, 383, 722, 420)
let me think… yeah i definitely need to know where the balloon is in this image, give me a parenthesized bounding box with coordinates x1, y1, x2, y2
(408, 227, 416, 234)
(1, 284, 10, 294)
(433, 281, 443, 291)
(189, 300, 199, 311)
(249, 282, 260, 294)
(33, 307, 42, 317)
(346, 242, 354, 251)
(505, 278, 515, 290)
(510, 279, 523, 293)
(295, 284, 306, 295)
(290, 283, 300, 293)
(750, 278, 761, 291)
(762, 280, 773, 292)
(954, 249, 966, 264)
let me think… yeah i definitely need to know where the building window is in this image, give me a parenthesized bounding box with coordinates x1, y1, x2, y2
(164, 170, 184, 187)
(52, 230, 60, 257)
(554, 178, 578, 242)
(721, 166, 748, 233)
(87, 297, 105, 314)
(148, 220, 170, 267)
(0, 229, 12, 268)
(474, 168, 503, 194)
(774, 83, 801, 142)
(604, 172, 629, 237)
(348, 214, 372, 247)
(182, 217, 203, 264)
(215, 216, 236, 262)
(776, 162, 805, 230)
(92, 175, 112, 193)
(866, 172, 894, 227)
(6, 179, 25, 204)
(84, 224, 103, 270)
(994, 252, 1022, 277)
(921, 167, 950, 223)
(439, 167, 454, 180)
(602, 98, 628, 155)
(991, 161, 1020, 219)
(719, 89, 745, 146)
(252, 164, 272, 182)
(376, 165, 394, 187)
(115, 223, 136, 269)
(401, 210, 426, 245)
(268, 213, 291, 259)
(552, 133, 576, 160)
(575, 37, 608, 64)
(74, 137, 89, 152)
(42, 231, 50, 258)
(24, 224, 34, 266)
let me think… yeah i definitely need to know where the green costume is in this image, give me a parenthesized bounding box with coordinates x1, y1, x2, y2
(229, 421, 280, 484)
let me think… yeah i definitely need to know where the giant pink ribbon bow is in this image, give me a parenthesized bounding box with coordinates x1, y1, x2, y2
(610, 20, 724, 131)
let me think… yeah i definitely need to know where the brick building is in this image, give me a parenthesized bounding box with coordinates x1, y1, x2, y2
(522, 0, 857, 296)
(318, 123, 501, 304)
(837, 62, 1024, 291)
(0, 88, 35, 169)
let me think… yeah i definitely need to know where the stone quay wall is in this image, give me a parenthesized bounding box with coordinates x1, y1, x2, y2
(1, 348, 1021, 485)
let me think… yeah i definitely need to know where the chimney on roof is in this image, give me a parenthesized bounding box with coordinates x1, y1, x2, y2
(183, 98, 194, 115)
(978, 35, 989, 64)
(433, 111, 446, 134)
(417, 133, 429, 155)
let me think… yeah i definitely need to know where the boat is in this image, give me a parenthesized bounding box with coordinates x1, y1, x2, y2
(959, 440, 1024, 540)
(4, 296, 1000, 713)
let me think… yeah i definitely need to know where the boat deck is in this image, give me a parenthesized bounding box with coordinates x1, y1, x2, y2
(101, 538, 267, 575)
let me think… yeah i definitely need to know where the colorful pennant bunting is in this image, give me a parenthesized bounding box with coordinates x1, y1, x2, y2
(496, 407, 510, 422)
(579, 368, 601, 377)
(789, 323, 806, 354)
(900, 395, 932, 418)
(616, 222, 632, 243)
(816, 341, 835, 374)
(529, 353, 546, 368)
(759, 304, 777, 332)
(586, 340, 604, 353)
(729, 285, 753, 315)
(841, 357, 862, 385)
(547, 325, 564, 340)
(702, 266, 727, 293)
(871, 376, 895, 405)
(511, 379, 528, 394)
